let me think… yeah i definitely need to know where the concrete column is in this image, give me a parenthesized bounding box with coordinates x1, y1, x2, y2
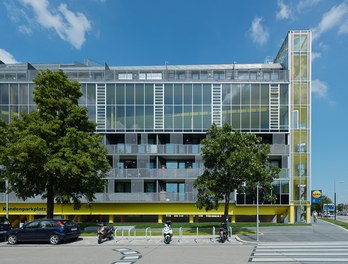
(189, 215, 194, 223)
(289, 205, 295, 224)
(109, 215, 114, 224)
(231, 215, 236, 223)
(306, 205, 311, 224)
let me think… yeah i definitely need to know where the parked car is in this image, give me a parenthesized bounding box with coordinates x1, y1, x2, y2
(0, 217, 12, 241)
(6, 218, 80, 245)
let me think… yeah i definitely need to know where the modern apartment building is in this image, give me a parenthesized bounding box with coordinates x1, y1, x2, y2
(0, 30, 311, 224)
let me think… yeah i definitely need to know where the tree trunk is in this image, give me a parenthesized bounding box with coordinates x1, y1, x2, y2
(46, 183, 54, 219)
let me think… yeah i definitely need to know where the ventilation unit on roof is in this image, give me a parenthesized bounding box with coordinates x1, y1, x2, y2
(264, 56, 274, 64)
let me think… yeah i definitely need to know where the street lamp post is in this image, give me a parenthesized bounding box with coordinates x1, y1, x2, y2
(334, 180, 344, 221)
(256, 183, 259, 242)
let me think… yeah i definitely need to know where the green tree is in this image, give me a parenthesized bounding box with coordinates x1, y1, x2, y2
(0, 70, 111, 218)
(193, 123, 279, 221)
(311, 195, 332, 213)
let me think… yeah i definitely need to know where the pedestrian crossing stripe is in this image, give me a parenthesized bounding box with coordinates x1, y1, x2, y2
(249, 243, 348, 263)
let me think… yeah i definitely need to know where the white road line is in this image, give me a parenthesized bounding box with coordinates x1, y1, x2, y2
(122, 251, 139, 255)
(250, 257, 348, 262)
(253, 252, 348, 256)
(256, 248, 348, 252)
(122, 255, 141, 260)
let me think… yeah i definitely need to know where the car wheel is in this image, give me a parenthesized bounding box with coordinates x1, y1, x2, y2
(49, 234, 60, 245)
(8, 235, 17, 245)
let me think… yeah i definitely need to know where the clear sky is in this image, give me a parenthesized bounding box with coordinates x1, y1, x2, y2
(1, 0, 348, 203)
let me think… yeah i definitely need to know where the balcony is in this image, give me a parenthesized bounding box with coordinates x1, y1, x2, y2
(106, 168, 204, 179)
(106, 144, 202, 155)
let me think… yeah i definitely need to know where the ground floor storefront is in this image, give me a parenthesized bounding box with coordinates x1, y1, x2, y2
(1, 202, 310, 227)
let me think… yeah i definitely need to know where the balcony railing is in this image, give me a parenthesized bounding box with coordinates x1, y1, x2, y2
(106, 168, 204, 179)
(106, 144, 202, 155)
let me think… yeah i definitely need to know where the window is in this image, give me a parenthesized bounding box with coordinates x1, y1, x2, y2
(118, 73, 133, 80)
(115, 181, 131, 193)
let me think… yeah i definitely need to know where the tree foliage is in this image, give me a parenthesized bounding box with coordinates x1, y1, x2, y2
(0, 70, 111, 218)
(193, 123, 279, 220)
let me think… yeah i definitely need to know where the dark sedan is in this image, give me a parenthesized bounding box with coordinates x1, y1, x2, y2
(6, 218, 80, 245)
(0, 217, 12, 240)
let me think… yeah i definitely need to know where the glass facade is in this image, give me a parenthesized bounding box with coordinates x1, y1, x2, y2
(0, 30, 311, 223)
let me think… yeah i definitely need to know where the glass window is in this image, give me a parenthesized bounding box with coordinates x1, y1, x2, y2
(135, 106, 144, 130)
(174, 84, 182, 104)
(241, 84, 250, 104)
(241, 106, 250, 130)
(106, 105, 115, 129)
(79, 84, 86, 105)
(222, 84, 231, 105)
(116, 84, 125, 104)
(192, 71, 199, 80)
(145, 106, 154, 129)
(260, 106, 269, 129)
(115, 181, 131, 192)
(29, 84, 35, 104)
(10, 84, 18, 105)
(0, 84, 9, 104)
(232, 105, 240, 129)
(260, 84, 269, 104)
(222, 105, 231, 124)
(232, 84, 240, 104)
(200, 71, 208, 80)
(183, 106, 192, 130)
(280, 84, 289, 105)
(250, 84, 260, 105)
(164, 84, 173, 105)
(174, 105, 182, 130)
(118, 73, 133, 80)
(192, 105, 202, 130)
(106, 84, 115, 104)
(87, 84, 96, 104)
(202, 106, 211, 129)
(193, 84, 202, 104)
(116, 106, 125, 129)
(238, 71, 249, 80)
(126, 106, 134, 129)
(126, 84, 134, 104)
(135, 84, 144, 105)
(202, 84, 211, 104)
(164, 105, 173, 130)
(144, 182, 156, 192)
(183, 84, 192, 105)
(145, 84, 154, 105)
(250, 106, 260, 130)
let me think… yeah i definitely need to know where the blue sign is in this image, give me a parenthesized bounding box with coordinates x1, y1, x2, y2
(311, 190, 322, 203)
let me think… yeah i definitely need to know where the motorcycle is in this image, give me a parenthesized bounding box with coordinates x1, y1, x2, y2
(97, 223, 115, 244)
(162, 221, 173, 244)
(219, 221, 228, 243)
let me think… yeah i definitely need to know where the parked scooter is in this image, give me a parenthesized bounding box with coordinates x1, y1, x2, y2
(219, 220, 228, 243)
(97, 223, 115, 244)
(162, 221, 173, 244)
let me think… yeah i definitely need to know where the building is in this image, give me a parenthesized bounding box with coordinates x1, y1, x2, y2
(0, 30, 311, 224)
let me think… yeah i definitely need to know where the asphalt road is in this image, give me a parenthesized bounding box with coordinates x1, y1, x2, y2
(1, 219, 348, 264)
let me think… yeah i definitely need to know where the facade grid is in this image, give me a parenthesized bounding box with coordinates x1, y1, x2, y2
(0, 30, 311, 224)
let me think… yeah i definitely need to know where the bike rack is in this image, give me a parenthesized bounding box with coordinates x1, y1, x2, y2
(114, 226, 136, 242)
(194, 227, 199, 243)
(178, 227, 183, 243)
(211, 226, 216, 242)
(145, 227, 151, 241)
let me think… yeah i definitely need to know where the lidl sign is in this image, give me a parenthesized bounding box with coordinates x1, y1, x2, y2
(311, 190, 322, 203)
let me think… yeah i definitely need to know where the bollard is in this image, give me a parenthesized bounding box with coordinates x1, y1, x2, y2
(178, 227, 183, 243)
(211, 226, 216, 242)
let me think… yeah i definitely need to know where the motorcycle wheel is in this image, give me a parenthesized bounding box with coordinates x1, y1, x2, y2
(220, 235, 225, 243)
(98, 236, 102, 244)
(164, 236, 171, 244)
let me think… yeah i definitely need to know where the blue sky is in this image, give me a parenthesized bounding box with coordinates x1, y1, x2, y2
(1, 0, 348, 203)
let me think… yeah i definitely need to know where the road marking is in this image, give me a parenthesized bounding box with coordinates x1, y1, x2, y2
(122, 255, 141, 260)
(249, 243, 348, 262)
